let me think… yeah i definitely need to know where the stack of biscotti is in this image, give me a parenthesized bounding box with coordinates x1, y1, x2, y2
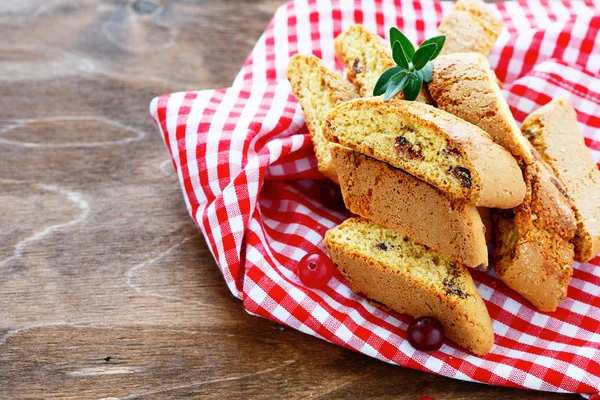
(288, 0, 598, 354)
(286, 2, 527, 355)
(287, 58, 503, 355)
(321, 98, 529, 356)
(321, 99, 526, 264)
(288, 55, 502, 355)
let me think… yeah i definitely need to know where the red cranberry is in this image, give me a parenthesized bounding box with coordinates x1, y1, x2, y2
(319, 180, 346, 211)
(297, 252, 335, 290)
(407, 317, 445, 352)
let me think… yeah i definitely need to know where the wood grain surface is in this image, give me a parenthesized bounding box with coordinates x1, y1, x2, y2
(0, 1, 579, 398)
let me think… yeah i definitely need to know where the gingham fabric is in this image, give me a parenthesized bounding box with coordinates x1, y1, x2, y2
(149, 0, 600, 396)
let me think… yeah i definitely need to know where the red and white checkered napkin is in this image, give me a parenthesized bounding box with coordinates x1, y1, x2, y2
(150, 0, 600, 396)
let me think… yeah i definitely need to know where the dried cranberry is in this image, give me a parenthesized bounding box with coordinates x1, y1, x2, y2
(352, 58, 365, 74)
(407, 317, 445, 352)
(374, 242, 388, 251)
(297, 253, 335, 290)
(452, 166, 472, 188)
(319, 180, 346, 211)
(394, 136, 423, 160)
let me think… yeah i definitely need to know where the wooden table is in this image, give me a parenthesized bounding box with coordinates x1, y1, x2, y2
(0, 1, 579, 398)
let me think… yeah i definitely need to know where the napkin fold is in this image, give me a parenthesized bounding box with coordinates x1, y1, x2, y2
(150, 0, 600, 396)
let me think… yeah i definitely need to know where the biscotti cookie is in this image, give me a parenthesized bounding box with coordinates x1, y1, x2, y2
(438, 0, 503, 56)
(287, 54, 359, 183)
(428, 53, 534, 164)
(522, 97, 600, 262)
(493, 154, 577, 312)
(324, 218, 494, 356)
(334, 24, 432, 103)
(330, 143, 488, 268)
(323, 98, 525, 208)
(478, 207, 494, 244)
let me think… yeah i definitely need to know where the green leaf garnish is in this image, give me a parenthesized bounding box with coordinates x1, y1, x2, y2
(403, 76, 423, 101)
(389, 27, 415, 60)
(416, 62, 434, 83)
(373, 66, 403, 96)
(384, 75, 410, 101)
(391, 41, 410, 70)
(412, 43, 437, 70)
(419, 35, 446, 60)
(390, 70, 408, 82)
(373, 29, 446, 101)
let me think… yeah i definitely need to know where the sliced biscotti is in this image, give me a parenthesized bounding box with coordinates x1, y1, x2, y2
(522, 97, 600, 262)
(438, 0, 503, 56)
(322, 98, 525, 208)
(324, 218, 494, 356)
(330, 143, 488, 268)
(478, 207, 494, 245)
(287, 54, 359, 183)
(493, 154, 577, 312)
(334, 25, 431, 103)
(428, 53, 534, 164)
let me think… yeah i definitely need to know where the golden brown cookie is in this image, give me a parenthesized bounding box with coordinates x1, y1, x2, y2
(438, 0, 503, 56)
(324, 217, 494, 356)
(330, 143, 488, 268)
(287, 54, 359, 182)
(478, 207, 494, 244)
(323, 98, 525, 207)
(493, 152, 577, 312)
(428, 53, 534, 164)
(522, 97, 600, 262)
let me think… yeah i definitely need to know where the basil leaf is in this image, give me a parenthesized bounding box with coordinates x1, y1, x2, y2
(412, 43, 437, 70)
(373, 66, 403, 96)
(419, 35, 446, 60)
(416, 61, 433, 82)
(389, 27, 415, 60)
(402, 77, 423, 101)
(392, 41, 410, 70)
